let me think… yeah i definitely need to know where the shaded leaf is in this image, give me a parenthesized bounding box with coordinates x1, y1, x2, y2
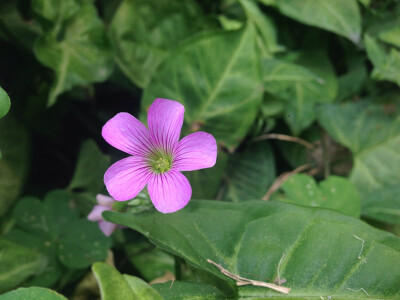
(110, 0, 211, 88)
(68, 140, 110, 194)
(142, 23, 263, 149)
(262, 52, 337, 134)
(260, 0, 361, 43)
(0, 238, 47, 293)
(364, 34, 400, 87)
(0, 116, 29, 216)
(0, 87, 10, 119)
(153, 281, 225, 300)
(278, 174, 361, 218)
(0, 287, 67, 300)
(34, 1, 114, 106)
(317, 100, 400, 222)
(105, 200, 400, 299)
(220, 141, 275, 202)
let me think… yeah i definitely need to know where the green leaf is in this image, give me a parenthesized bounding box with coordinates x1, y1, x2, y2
(239, 0, 284, 56)
(260, 0, 361, 43)
(0, 116, 29, 216)
(110, 0, 211, 88)
(153, 281, 225, 300)
(68, 140, 110, 193)
(32, 0, 80, 23)
(142, 23, 263, 149)
(10, 190, 111, 270)
(0, 87, 10, 119)
(379, 27, 400, 48)
(0, 238, 47, 293)
(126, 241, 174, 281)
(220, 141, 275, 202)
(364, 34, 400, 87)
(105, 200, 400, 299)
(317, 100, 400, 222)
(278, 174, 361, 218)
(33, 1, 114, 106)
(262, 52, 337, 134)
(0, 287, 67, 300)
(92, 262, 162, 300)
(363, 186, 400, 225)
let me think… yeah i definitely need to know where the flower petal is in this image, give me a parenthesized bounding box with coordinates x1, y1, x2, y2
(88, 205, 108, 222)
(104, 156, 152, 201)
(102, 112, 153, 157)
(96, 194, 115, 207)
(148, 171, 191, 213)
(147, 98, 184, 153)
(173, 132, 217, 171)
(98, 221, 118, 236)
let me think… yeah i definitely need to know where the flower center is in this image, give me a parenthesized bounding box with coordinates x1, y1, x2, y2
(148, 151, 173, 174)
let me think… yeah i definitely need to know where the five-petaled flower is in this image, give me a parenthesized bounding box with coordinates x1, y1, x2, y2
(102, 98, 217, 213)
(87, 194, 118, 236)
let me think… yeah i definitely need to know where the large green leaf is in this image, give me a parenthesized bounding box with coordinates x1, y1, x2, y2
(105, 200, 400, 299)
(317, 100, 400, 223)
(0, 238, 47, 293)
(260, 0, 361, 43)
(110, 0, 211, 88)
(0, 87, 10, 119)
(277, 174, 361, 218)
(33, 0, 114, 106)
(0, 287, 67, 300)
(153, 281, 225, 300)
(220, 141, 275, 202)
(142, 23, 263, 149)
(68, 140, 110, 194)
(0, 116, 29, 216)
(262, 52, 337, 134)
(92, 262, 162, 300)
(364, 34, 400, 87)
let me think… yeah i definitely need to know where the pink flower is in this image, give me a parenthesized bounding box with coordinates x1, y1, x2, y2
(88, 194, 118, 236)
(102, 98, 217, 213)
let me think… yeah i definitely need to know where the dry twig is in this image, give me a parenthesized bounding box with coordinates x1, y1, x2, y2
(254, 133, 314, 149)
(207, 259, 291, 294)
(262, 164, 312, 201)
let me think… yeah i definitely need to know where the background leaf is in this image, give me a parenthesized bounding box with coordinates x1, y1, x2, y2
(142, 23, 263, 149)
(0, 87, 10, 119)
(0, 238, 47, 293)
(105, 200, 400, 299)
(153, 281, 225, 300)
(109, 0, 212, 88)
(317, 100, 400, 222)
(260, 0, 361, 43)
(277, 174, 361, 218)
(0, 287, 67, 300)
(33, 1, 114, 105)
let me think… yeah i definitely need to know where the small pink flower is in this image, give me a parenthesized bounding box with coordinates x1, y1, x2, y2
(102, 98, 217, 213)
(88, 194, 118, 236)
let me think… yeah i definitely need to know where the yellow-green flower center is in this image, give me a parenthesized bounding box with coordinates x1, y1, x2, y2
(148, 151, 173, 174)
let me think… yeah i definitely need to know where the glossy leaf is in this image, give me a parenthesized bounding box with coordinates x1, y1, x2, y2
(364, 35, 400, 87)
(142, 23, 263, 149)
(153, 281, 225, 300)
(0, 238, 47, 293)
(105, 200, 400, 299)
(220, 141, 275, 202)
(0, 287, 67, 300)
(110, 0, 210, 88)
(278, 174, 361, 217)
(317, 100, 400, 222)
(0, 116, 29, 216)
(34, 1, 114, 106)
(0, 87, 10, 119)
(92, 262, 162, 300)
(260, 0, 361, 43)
(68, 140, 110, 194)
(262, 52, 337, 134)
